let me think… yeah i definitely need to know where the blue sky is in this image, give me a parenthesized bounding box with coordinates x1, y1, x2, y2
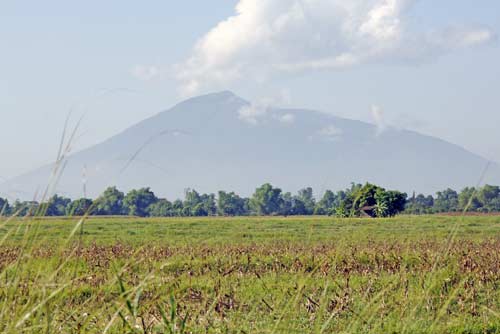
(1, 0, 499, 179)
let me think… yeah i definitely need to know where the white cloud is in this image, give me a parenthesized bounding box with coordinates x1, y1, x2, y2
(237, 92, 293, 125)
(177, 0, 494, 94)
(131, 65, 161, 81)
(278, 113, 296, 124)
(433, 27, 495, 49)
(318, 124, 343, 140)
(238, 104, 269, 125)
(371, 104, 387, 135)
(238, 106, 297, 125)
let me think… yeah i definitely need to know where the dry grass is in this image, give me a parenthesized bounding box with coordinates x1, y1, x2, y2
(0, 216, 498, 333)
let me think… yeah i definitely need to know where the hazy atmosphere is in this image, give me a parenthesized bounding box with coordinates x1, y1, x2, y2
(1, 0, 500, 181)
(1, 2, 500, 333)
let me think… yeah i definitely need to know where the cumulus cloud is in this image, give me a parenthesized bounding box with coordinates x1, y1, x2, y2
(177, 0, 494, 95)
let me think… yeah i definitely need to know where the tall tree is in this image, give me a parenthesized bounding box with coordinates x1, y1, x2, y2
(200, 193, 217, 216)
(172, 199, 184, 217)
(148, 199, 175, 217)
(434, 189, 459, 213)
(296, 187, 316, 215)
(350, 183, 380, 216)
(0, 197, 9, 216)
(458, 187, 481, 212)
(405, 193, 434, 214)
(249, 183, 283, 216)
(124, 188, 158, 217)
(217, 191, 247, 216)
(11, 200, 39, 217)
(66, 198, 93, 216)
(183, 188, 200, 216)
(280, 192, 294, 216)
(44, 195, 72, 216)
(314, 190, 336, 215)
(332, 183, 407, 218)
(477, 185, 500, 212)
(94, 187, 126, 215)
(375, 189, 407, 217)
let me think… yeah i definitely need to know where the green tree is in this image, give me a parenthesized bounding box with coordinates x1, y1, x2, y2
(350, 183, 380, 216)
(217, 191, 247, 216)
(66, 198, 93, 216)
(148, 199, 175, 217)
(405, 193, 434, 215)
(334, 183, 406, 218)
(434, 189, 459, 213)
(314, 190, 336, 215)
(375, 189, 407, 217)
(94, 187, 126, 215)
(291, 197, 307, 215)
(477, 185, 500, 212)
(123, 188, 158, 217)
(44, 195, 72, 216)
(11, 200, 39, 217)
(334, 203, 349, 218)
(183, 188, 201, 215)
(296, 187, 315, 215)
(200, 193, 217, 216)
(172, 199, 184, 216)
(336, 183, 362, 216)
(458, 187, 482, 212)
(0, 197, 9, 216)
(179, 189, 216, 216)
(280, 192, 294, 216)
(249, 183, 283, 216)
(374, 198, 389, 217)
(191, 203, 208, 216)
(485, 197, 500, 212)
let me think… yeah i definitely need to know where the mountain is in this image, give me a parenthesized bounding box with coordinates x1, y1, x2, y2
(2, 91, 499, 200)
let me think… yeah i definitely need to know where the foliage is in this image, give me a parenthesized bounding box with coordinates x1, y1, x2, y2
(66, 198, 93, 216)
(172, 199, 184, 217)
(94, 187, 126, 215)
(0, 197, 9, 216)
(375, 189, 407, 217)
(43, 195, 72, 216)
(10, 200, 39, 216)
(295, 187, 316, 215)
(405, 193, 435, 214)
(434, 188, 459, 212)
(477, 185, 500, 212)
(217, 191, 247, 216)
(322, 183, 407, 218)
(148, 199, 175, 217)
(314, 190, 336, 215)
(123, 187, 158, 217)
(182, 189, 216, 217)
(7, 183, 500, 218)
(249, 183, 283, 215)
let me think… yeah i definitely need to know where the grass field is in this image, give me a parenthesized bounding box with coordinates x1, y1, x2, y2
(0, 215, 498, 333)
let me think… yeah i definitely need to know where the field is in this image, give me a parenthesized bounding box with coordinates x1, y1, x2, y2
(0, 215, 498, 333)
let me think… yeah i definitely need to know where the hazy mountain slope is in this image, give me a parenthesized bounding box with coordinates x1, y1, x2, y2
(2, 91, 499, 200)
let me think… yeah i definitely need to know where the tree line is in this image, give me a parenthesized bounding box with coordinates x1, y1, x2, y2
(405, 185, 500, 214)
(1, 183, 500, 218)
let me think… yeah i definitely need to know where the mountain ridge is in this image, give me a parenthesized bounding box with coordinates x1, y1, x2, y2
(1, 91, 499, 200)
